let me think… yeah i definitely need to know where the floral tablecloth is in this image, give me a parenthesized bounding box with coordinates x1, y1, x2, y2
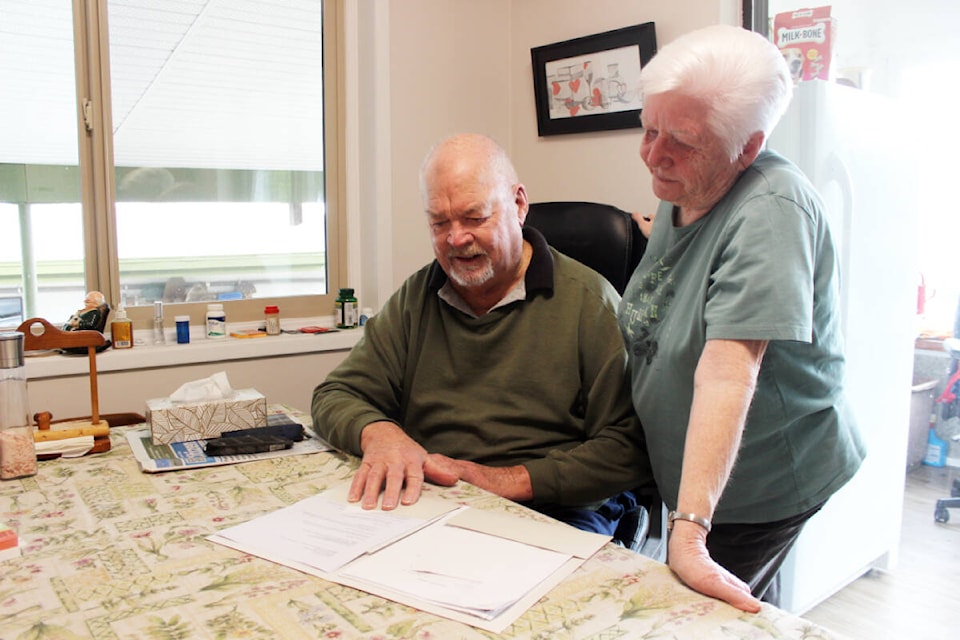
(0, 416, 846, 639)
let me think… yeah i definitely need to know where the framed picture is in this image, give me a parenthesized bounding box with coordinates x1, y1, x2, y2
(531, 22, 657, 136)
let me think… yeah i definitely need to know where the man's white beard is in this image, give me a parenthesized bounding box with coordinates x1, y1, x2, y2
(448, 254, 494, 288)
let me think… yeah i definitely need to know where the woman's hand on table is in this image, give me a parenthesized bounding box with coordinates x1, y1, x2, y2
(668, 520, 762, 613)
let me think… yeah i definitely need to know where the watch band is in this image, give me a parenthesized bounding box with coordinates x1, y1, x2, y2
(667, 510, 712, 533)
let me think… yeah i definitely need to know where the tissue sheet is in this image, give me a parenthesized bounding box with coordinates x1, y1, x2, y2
(146, 389, 267, 445)
(169, 371, 234, 403)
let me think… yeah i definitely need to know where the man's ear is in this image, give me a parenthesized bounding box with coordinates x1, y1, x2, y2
(514, 183, 529, 225)
(739, 131, 765, 169)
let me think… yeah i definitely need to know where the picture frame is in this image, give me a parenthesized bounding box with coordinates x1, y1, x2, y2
(531, 22, 657, 137)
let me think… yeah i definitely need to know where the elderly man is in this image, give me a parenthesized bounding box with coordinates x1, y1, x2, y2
(312, 133, 651, 535)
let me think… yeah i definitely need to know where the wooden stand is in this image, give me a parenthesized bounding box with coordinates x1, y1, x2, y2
(16, 317, 111, 453)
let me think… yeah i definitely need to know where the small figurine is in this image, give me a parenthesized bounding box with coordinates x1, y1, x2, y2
(64, 291, 110, 333)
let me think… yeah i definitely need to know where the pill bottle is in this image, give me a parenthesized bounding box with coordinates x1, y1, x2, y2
(0, 331, 37, 480)
(111, 306, 133, 349)
(264, 305, 281, 335)
(359, 307, 373, 327)
(206, 303, 227, 339)
(175, 315, 191, 344)
(336, 288, 358, 329)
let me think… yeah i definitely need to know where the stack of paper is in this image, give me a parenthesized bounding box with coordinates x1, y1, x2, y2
(340, 521, 570, 620)
(212, 485, 458, 573)
(208, 484, 610, 632)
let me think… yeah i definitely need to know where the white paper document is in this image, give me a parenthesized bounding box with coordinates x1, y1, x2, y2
(339, 522, 569, 619)
(207, 483, 610, 633)
(213, 484, 459, 573)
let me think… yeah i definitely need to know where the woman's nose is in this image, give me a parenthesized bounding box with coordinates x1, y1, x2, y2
(643, 137, 669, 168)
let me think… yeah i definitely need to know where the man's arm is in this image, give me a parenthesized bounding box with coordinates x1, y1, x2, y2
(667, 338, 767, 613)
(312, 278, 415, 454)
(341, 353, 641, 509)
(519, 342, 653, 506)
(427, 455, 534, 502)
(312, 280, 437, 508)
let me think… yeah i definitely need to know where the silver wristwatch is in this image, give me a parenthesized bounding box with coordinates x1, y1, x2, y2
(667, 510, 712, 533)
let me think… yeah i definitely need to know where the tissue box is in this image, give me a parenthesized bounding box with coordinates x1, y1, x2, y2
(146, 389, 267, 445)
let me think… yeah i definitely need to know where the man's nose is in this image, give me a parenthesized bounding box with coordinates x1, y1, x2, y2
(447, 222, 473, 246)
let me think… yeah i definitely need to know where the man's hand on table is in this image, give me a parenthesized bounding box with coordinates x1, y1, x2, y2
(351, 421, 458, 510)
(428, 454, 534, 502)
(667, 520, 762, 613)
(350, 422, 534, 509)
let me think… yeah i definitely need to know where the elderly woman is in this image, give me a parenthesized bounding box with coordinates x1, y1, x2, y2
(618, 25, 865, 612)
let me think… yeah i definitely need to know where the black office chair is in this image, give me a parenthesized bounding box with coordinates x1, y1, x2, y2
(524, 201, 664, 560)
(525, 201, 646, 295)
(934, 477, 960, 523)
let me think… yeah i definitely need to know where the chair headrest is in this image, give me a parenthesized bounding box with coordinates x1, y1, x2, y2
(525, 201, 647, 294)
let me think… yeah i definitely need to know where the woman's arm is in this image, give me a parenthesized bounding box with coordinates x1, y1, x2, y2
(668, 337, 767, 613)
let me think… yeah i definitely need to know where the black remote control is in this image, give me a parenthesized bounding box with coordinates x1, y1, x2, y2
(220, 422, 305, 442)
(204, 434, 294, 456)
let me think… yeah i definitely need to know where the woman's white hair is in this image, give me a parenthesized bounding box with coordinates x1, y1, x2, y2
(639, 24, 793, 161)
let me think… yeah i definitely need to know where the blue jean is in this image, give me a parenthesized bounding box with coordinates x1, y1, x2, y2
(532, 491, 639, 535)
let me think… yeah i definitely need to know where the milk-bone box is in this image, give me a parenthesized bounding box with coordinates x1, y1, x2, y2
(774, 6, 836, 84)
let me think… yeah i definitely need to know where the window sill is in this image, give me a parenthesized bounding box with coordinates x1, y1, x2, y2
(25, 324, 363, 380)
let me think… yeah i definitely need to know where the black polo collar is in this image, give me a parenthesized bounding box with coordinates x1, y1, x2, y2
(426, 225, 555, 298)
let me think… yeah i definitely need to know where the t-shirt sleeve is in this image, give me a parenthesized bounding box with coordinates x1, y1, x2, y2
(704, 194, 816, 343)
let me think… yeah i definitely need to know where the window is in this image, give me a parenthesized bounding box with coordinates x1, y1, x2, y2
(0, 0, 84, 325)
(902, 61, 960, 336)
(0, 0, 341, 329)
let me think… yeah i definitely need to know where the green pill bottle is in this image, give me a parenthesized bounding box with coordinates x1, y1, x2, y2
(335, 288, 358, 328)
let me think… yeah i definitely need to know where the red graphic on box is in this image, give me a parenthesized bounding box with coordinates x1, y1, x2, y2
(774, 6, 836, 84)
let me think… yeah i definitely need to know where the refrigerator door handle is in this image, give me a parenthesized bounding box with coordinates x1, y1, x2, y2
(821, 150, 854, 335)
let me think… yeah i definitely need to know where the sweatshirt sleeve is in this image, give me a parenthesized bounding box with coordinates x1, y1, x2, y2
(522, 286, 654, 506)
(310, 281, 412, 455)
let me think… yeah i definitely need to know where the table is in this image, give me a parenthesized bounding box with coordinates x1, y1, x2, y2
(0, 419, 846, 639)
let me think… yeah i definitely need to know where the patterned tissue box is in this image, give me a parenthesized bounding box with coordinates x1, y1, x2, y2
(146, 389, 267, 445)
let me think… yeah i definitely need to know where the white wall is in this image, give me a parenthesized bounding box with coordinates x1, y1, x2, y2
(385, 0, 513, 288)
(377, 0, 739, 291)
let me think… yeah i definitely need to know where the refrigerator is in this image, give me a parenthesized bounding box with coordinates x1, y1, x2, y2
(766, 80, 916, 614)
